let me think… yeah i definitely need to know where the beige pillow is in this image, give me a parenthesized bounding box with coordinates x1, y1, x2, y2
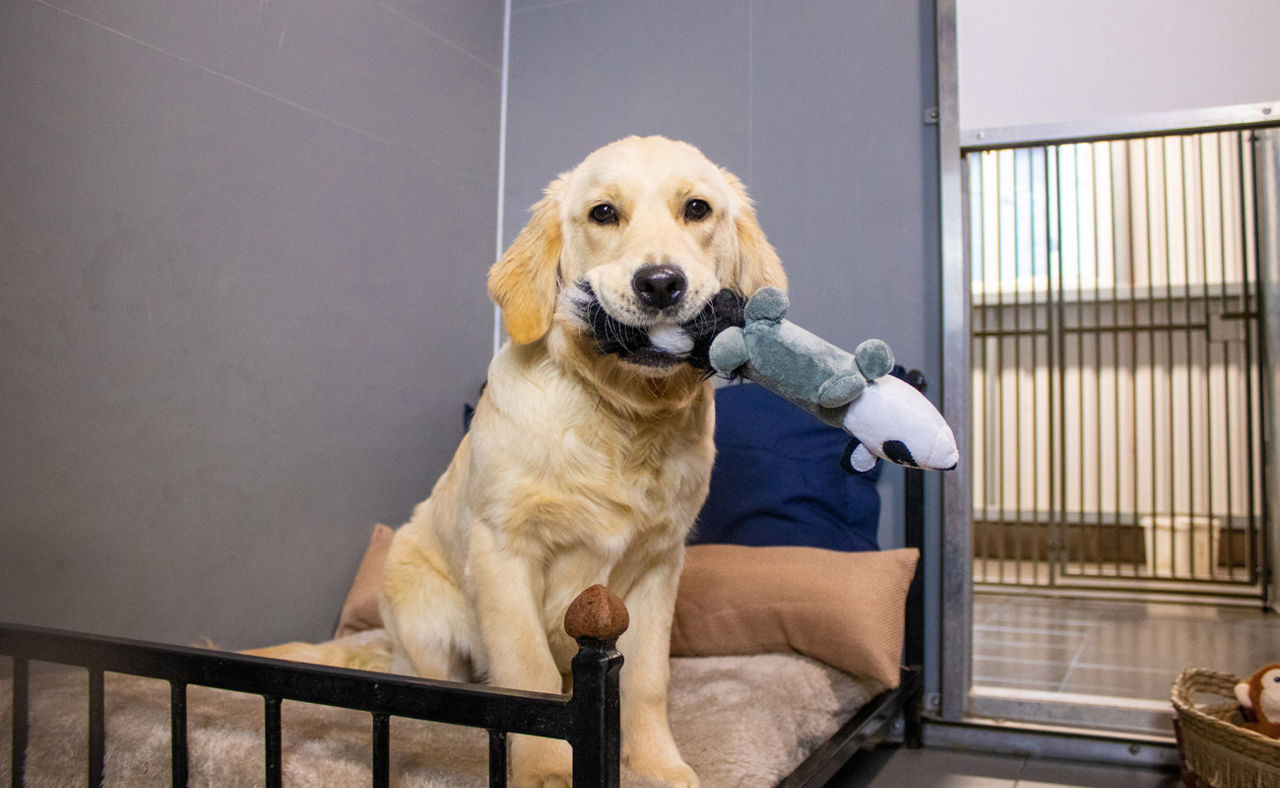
(670, 544, 918, 688)
(333, 527, 917, 687)
(333, 523, 395, 639)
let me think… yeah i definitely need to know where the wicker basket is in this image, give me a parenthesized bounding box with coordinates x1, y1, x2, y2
(1171, 668, 1280, 788)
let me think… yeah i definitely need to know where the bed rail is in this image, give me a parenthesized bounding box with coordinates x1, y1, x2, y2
(1, 585, 626, 788)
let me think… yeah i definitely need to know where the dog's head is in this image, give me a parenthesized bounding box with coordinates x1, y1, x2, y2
(489, 136, 786, 375)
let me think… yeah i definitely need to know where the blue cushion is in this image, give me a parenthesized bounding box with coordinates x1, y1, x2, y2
(690, 382, 881, 551)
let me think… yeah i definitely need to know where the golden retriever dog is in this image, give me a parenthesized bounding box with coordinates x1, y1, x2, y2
(266, 135, 785, 787)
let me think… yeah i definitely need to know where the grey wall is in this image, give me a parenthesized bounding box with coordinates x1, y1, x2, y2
(0, 0, 503, 648)
(2, 0, 943, 671)
(505, 0, 943, 685)
(504, 1, 939, 371)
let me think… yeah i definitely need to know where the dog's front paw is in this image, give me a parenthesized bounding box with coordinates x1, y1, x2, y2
(629, 757, 700, 788)
(511, 769, 571, 788)
(510, 736, 573, 788)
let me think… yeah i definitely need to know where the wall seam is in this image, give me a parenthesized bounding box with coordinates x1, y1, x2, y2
(493, 0, 513, 358)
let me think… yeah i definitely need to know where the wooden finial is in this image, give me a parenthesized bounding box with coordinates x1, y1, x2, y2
(564, 585, 629, 641)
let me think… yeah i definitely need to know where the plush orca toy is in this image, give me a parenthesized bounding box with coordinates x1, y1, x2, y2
(693, 287, 958, 473)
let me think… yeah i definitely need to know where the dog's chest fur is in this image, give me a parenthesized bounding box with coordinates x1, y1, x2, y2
(469, 342, 716, 564)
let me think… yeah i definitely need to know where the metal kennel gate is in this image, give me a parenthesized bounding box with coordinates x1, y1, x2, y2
(965, 123, 1270, 599)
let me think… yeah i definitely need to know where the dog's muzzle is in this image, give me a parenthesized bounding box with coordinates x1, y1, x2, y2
(571, 284, 746, 371)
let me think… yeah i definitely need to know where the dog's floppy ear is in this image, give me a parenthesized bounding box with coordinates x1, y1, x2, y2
(488, 180, 565, 344)
(722, 168, 787, 295)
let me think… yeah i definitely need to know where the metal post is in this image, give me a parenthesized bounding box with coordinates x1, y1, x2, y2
(563, 585, 627, 788)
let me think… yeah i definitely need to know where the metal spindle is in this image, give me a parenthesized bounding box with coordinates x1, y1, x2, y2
(372, 712, 390, 788)
(11, 658, 28, 788)
(171, 681, 188, 787)
(88, 669, 105, 787)
(264, 695, 282, 788)
(488, 729, 507, 788)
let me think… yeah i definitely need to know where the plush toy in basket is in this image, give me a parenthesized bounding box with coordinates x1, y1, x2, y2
(1235, 663, 1280, 739)
(1171, 665, 1280, 787)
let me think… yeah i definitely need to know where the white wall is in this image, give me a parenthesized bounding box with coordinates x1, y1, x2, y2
(958, 0, 1280, 131)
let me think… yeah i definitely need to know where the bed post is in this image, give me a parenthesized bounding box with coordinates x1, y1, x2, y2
(902, 370, 929, 749)
(564, 585, 628, 788)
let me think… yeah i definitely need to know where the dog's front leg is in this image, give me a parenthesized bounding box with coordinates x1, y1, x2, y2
(469, 525, 573, 788)
(618, 554, 700, 788)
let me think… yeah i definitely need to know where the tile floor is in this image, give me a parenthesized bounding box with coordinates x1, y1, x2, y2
(823, 593, 1272, 785)
(827, 746, 1181, 788)
(972, 593, 1277, 702)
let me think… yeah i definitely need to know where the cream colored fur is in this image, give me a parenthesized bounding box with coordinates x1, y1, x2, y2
(260, 136, 785, 787)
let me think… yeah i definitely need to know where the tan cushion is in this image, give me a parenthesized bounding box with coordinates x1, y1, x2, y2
(333, 523, 394, 639)
(332, 527, 917, 687)
(669, 544, 918, 687)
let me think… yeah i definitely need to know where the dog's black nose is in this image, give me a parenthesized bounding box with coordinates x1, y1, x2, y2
(632, 264, 687, 310)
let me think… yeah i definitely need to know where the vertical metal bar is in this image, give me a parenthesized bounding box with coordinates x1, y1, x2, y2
(488, 729, 507, 788)
(937, 0, 972, 722)
(1221, 132, 1238, 576)
(11, 658, 29, 788)
(1013, 147, 1025, 584)
(1074, 143, 1087, 576)
(171, 681, 188, 787)
(1250, 125, 1278, 606)
(903, 457, 926, 746)
(1110, 139, 1126, 575)
(1095, 143, 1116, 578)
(88, 669, 105, 788)
(1163, 135, 1179, 579)
(974, 152, 990, 583)
(1146, 138, 1162, 576)
(1093, 142, 1111, 580)
(1199, 133, 1219, 578)
(1136, 138, 1146, 575)
(1182, 135, 1198, 578)
(1029, 143, 1039, 585)
(264, 696, 282, 788)
(903, 403, 927, 672)
(995, 149, 1007, 585)
(1238, 130, 1261, 585)
(1052, 143, 1068, 587)
(372, 712, 390, 788)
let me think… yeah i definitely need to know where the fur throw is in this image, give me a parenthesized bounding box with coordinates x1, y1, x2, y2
(2, 630, 875, 787)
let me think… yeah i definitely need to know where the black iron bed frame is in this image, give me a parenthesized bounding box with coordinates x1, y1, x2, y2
(3, 380, 929, 788)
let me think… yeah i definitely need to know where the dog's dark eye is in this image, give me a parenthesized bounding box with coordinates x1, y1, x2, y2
(683, 198, 712, 222)
(589, 203, 619, 225)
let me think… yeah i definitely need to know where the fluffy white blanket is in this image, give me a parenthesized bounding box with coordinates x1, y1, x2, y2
(2, 631, 876, 787)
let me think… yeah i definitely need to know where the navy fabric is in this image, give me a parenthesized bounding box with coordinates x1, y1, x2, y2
(690, 382, 881, 551)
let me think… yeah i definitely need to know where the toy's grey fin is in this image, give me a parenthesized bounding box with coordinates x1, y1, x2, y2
(841, 437, 878, 474)
(708, 327, 749, 374)
(817, 373, 864, 409)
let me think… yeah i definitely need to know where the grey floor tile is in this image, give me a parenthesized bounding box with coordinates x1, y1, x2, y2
(972, 593, 1278, 705)
(826, 747, 1181, 788)
(1015, 755, 1181, 787)
(828, 747, 1023, 787)
(974, 656, 1071, 691)
(1059, 663, 1181, 700)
